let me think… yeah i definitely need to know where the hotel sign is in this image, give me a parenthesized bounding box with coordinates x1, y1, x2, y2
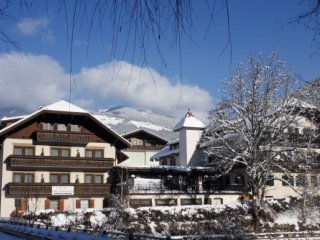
(52, 186, 74, 195)
(36, 132, 90, 145)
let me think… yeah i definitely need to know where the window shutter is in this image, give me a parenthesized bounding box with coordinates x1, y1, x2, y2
(20, 198, 28, 211)
(89, 199, 95, 208)
(45, 200, 50, 209)
(58, 199, 64, 211)
(76, 199, 80, 208)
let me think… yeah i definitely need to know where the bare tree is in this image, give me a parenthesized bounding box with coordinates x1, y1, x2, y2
(288, 0, 320, 55)
(200, 52, 319, 232)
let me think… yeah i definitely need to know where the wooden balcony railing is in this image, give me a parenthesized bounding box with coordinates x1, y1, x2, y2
(7, 155, 114, 171)
(5, 183, 110, 197)
(129, 145, 164, 150)
(35, 130, 92, 146)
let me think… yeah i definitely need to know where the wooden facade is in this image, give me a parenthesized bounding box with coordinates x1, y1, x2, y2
(0, 101, 130, 216)
(5, 183, 110, 198)
(123, 129, 167, 151)
(7, 155, 114, 171)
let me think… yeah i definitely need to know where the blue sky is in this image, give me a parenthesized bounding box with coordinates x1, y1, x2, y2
(0, 0, 319, 118)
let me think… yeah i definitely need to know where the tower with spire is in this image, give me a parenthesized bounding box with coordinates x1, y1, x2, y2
(173, 111, 205, 166)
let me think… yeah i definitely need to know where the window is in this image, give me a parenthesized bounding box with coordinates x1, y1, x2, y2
(155, 199, 177, 206)
(235, 175, 245, 186)
(50, 200, 59, 210)
(50, 174, 70, 184)
(61, 149, 70, 157)
(76, 199, 94, 209)
(70, 124, 81, 132)
(265, 176, 275, 186)
(311, 176, 318, 187)
(131, 138, 144, 146)
(13, 173, 34, 183)
(85, 174, 103, 183)
(170, 143, 179, 150)
(14, 146, 34, 156)
(85, 149, 103, 158)
(80, 200, 89, 210)
(181, 198, 202, 205)
(42, 123, 54, 131)
(50, 148, 70, 157)
(296, 175, 308, 187)
(129, 199, 152, 208)
(213, 198, 223, 205)
(45, 199, 64, 211)
(57, 124, 67, 131)
(170, 159, 176, 166)
(282, 175, 294, 186)
(288, 127, 299, 134)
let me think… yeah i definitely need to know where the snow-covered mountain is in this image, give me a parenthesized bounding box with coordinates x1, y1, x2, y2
(92, 106, 179, 141)
(0, 105, 179, 141)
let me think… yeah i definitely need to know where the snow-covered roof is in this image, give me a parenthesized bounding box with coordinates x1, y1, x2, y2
(0, 100, 130, 148)
(150, 145, 179, 160)
(173, 112, 205, 131)
(287, 97, 318, 110)
(122, 128, 168, 143)
(1, 115, 26, 122)
(41, 100, 88, 113)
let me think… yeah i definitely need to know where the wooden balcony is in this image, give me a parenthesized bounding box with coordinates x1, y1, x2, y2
(5, 183, 110, 198)
(7, 155, 114, 171)
(129, 145, 164, 150)
(35, 130, 92, 146)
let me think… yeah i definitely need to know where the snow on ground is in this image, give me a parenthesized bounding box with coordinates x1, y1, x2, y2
(273, 209, 300, 231)
(129, 120, 171, 131)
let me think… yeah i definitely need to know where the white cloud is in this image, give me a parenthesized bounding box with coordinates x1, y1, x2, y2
(75, 61, 214, 117)
(0, 52, 68, 111)
(17, 17, 50, 36)
(0, 53, 213, 117)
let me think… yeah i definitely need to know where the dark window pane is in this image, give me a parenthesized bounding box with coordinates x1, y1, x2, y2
(85, 175, 93, 183)
(13, 174, 22, 183)
(50, 175, 58, 183)
(51, 149, 59, 157)
(14, 147, 23, 155)
(85, 150, 93, 158)
(95, 175, 102, 183)
(61, 175, 69, 183)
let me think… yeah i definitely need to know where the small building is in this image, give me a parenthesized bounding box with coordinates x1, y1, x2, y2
(119, 129, 168, 167)
(0, 100, 130, 217)
(113, 111, 245, 208)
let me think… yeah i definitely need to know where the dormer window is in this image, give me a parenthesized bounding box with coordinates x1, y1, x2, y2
(170, 143, 179, 150)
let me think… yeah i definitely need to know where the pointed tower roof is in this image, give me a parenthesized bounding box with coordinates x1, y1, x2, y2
(173, 111, 205, 131)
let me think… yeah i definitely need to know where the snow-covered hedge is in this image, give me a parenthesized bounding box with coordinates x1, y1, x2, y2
(21, 197, 320, 236)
